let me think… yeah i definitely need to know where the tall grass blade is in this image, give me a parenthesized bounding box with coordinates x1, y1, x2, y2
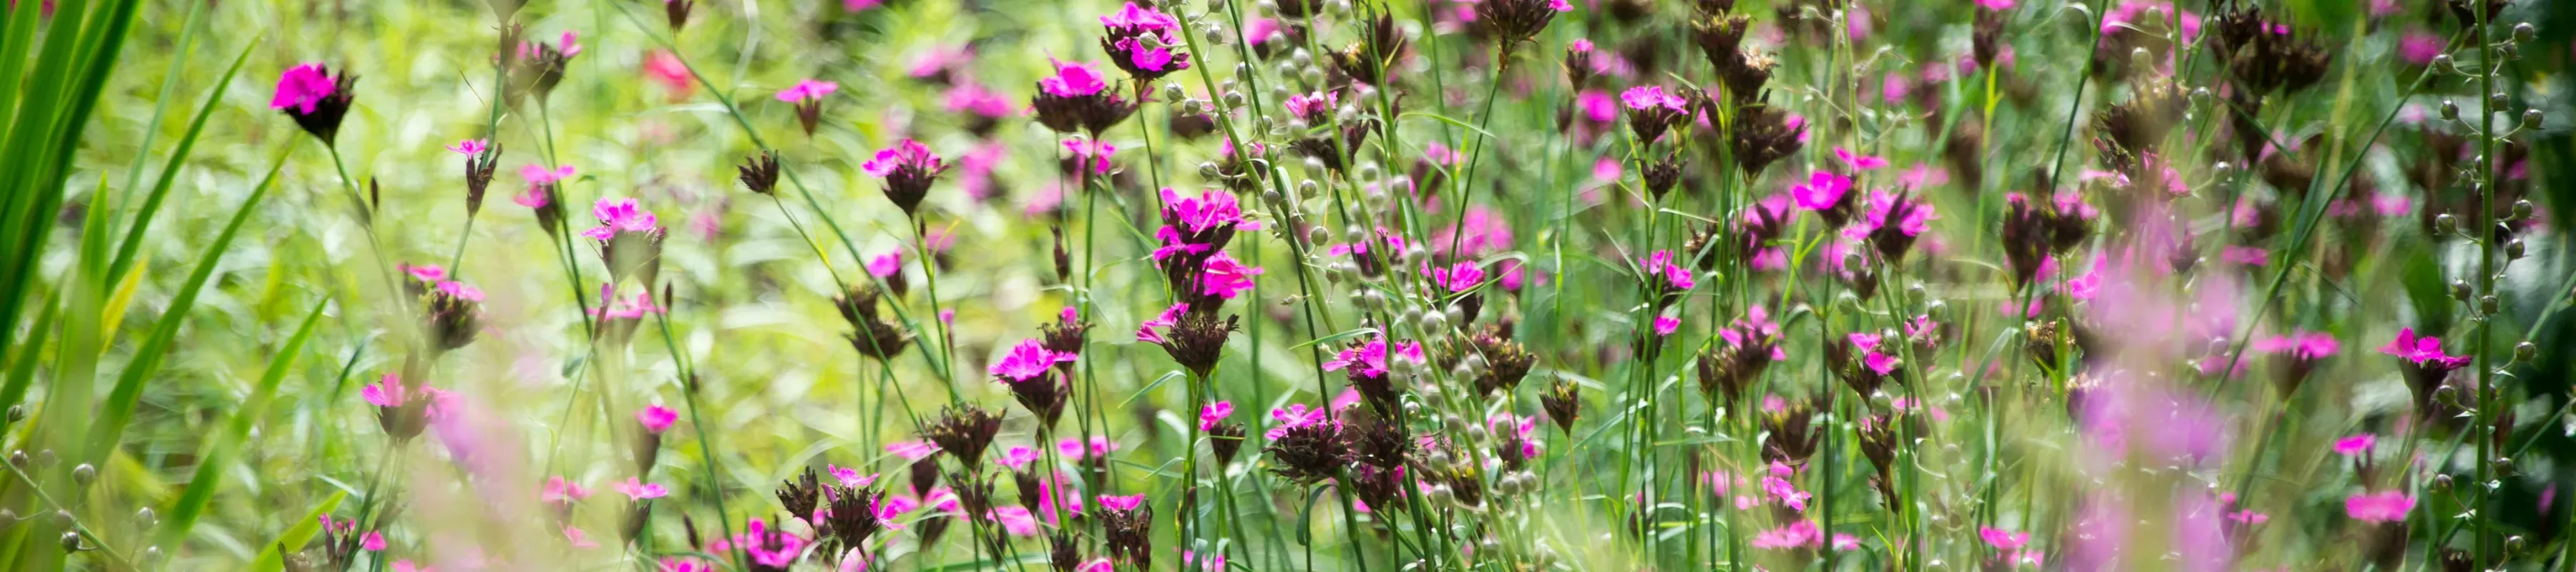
(157, 300, 328, 546)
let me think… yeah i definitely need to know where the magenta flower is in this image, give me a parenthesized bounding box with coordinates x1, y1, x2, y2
(446, 139, 489, 156)
(270, 64, 340, 114)
(1152, 187, 1261, 261)
(1284, 90, 1339, 124)
(738, 518, 806, 568)
(361, 374, 410, 408)
(862, 139, 947, 215)
(522, 164, 576, 186)
(990, 339, 1078, 383)
(1196, 252, 1264, 300)
(1076, 558, 1113, 572)
(1576, 90, 1617, 123)
(1750, 520, 1821, 549)
(1426, 261, 1485, 293)
(2253, 330, 2339, 360)
(2333, 433, 2376, 457)
(1056, 435, 1116, 459)
(1323, 337, 1425, 380)
(1135, 302, 1187, 344)
(1098, 2, 1190, 79)
(636, 405, 678, 434)
(1834, 147, 1889, 171)
(394, 561, 430, 572)
(1040, 60, 1110, 98)
(1062, 137, 1118, 174)
(1097, 493, 1146, 512)
(998, 445, 1040, 470)
(1790, 170, 1856, 226)
(1653, 315, 1680, 336)
(1265, 403, 1331, 439)
(993, 506, 1040, 536)
(361, 531, 386, 551)
(1976, 0, 2014, 9)
(1848, 189, 1937, 262)
(1979, 527, 2031, 550)
(1619, 85, 1692, 144)
(580, 197, 662, 242)
(616, 478, 671, 501)
(827, 465, 877, 488)
(2377, 327, 2469, 368)
(1638, 250, 1696, 291)
(2344, 491, 2415, 523)
(774, 79, 836, 103)
(1199, 401, 1234, 430)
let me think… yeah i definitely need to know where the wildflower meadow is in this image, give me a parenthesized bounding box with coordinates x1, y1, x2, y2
(3, 0, 2574, 569)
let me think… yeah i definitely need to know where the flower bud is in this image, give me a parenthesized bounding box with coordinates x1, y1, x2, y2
(8, 450, 24, 468)
(59, 532, 80, 552)
(2436, 213, 2459, 235)
(2441, 100, 2460, 121)
(2450, 280, 2473, 301)
(2517, 341, 2538, 362)
(2524, 109, 2544, 129)
(1420, 309, 1448, 332)
(2514, 199, 2534, 220)
(2507, 239, 2525, 260)
(136, 508, 156, 526)
(2490, 92, 2509, 112)
(2431, 54, 2453, 72)
(2480, 295, 2499, 315)
(1163, 82, 1186, 102)
(2514, 22, 2536, 42)
(2499, 42, 2519, 61)
(6, 406, 20, 422)
(72, 464, 95, 487)
(2509, 535, 2528, 553)
(52, 511, 72, 528)
(1222, 91, 1246, 108)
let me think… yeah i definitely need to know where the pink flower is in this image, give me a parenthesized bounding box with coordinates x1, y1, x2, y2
(1284, 90, 1340, 124)
(1199, 400, 1234, 430)
(866, 252, 902, 278)
(521, 164, 576, 185)
(1652, 315, 1680, 336)
(2399, 32, 2444, 66)
(2378, 327, 2468, 368)
(945, 83, 1014, 118)
(434, 280, 484, 302)
(1425, 261, 1485, 293)
(1638, 250, 1696, 290)
(1834, 147, 1889, 171)
(2333, 433, 2376, 457)
(270, 64, 339, 114)
(827, 465, 878, 488)
(844, 0, 882, 10)
(1976, 0, 2014, 9)
(1619, 85, 1688, 112)
(777, 79, 839, 103)
(886, 440, 942, 460)
(2345, 491, 2415, 523)
(997, 445, 1041, 470)
(361, 531, 386, 551)
(1980, 527, 2031, 550)
(1063, 137, 1118, 174)
(636, 405, 678, 434)
(1576, 90, 1617, 122)
(1790, 171, 1853, 212)
(393, 561, 431, 572)
(645, 51, 694, 98)
(1098, 493, 1147, 512)
(1038, 60, 1111, 97)
(2252, 330, 2339, 360)
(446, 139, 488, 156)
(862, 139, 943, 177)
(1266, 404, 1331, 439)
(543, 476, 592, 504)
(579, 197, 662, 242)
(1750, 520, 1821, 549)
(1056, 435, 1116, 459)
(362, 374, 408, 408)
(616, 477, 671, 500)
(400, 263, 447, 282)
(993, 506, 1040, 536)
(1197, 252, 1264, 299)
(1076, 558, 1113, 572)
(738, 518, 806, 568)
(990, 339, 1079, 383)
(1136, 302, 1188, 344)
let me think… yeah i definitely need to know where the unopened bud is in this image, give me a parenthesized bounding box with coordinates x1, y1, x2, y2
(2480, 295, 2500, 315)
(5, 406, 20, 422)
(9, 450, 25, 468)
(2517, 342, 2538, 362)
(59, 532, 80, 552)
(52, 511, 72, 528)
(2514, 199, 2534, 220)
(1221, 91, 1246, 108)
(2433, 473, 2454, 490)
(2436, 213, 2459, 235)
(2490, 92, 2509, 111)
(136, 508, 156, 526)
(1420, 310, 1448, 332)
(2498, 42, 2520, 61)
(2441, 100, 2461, 121)
(2524, 109, 2544, 129)
(1198, 162, 1221, 179)
(2451, 280, 2472, 301)
(2507, 239, 2525, 260)
(71, 464, 94, 487)
(1163, 82, 1186, 101)
(2514, 22, 2536, 42)
(2509, 535, 2528, 553)
(2432, 54, 2454, 72)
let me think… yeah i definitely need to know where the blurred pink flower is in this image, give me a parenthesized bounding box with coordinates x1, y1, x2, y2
(2345, 491, 2415, 522)
(2333, 433, 2376, 457)
(2399, 32, 2443, 66)
(777, 79, 838, 103)
(637, 405, 678, 434)
(887, 440, 942, 460)
(617, 478, 670, 500)
(645, 51, 694, 99)
(1199, 401, 1234, 430)
(445, 139, 487, 156)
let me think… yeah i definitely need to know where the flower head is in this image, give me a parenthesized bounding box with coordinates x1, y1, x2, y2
(271, 64, 357, 144)
(637, 405, 678, 434)
(2345, 491, 2415, 523)
(616, 478, 670, 501)
(862, 139, 947, 215)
